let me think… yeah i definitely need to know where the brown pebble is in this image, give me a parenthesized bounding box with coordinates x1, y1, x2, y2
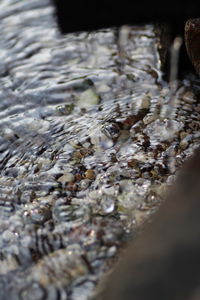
(73, 151, 83, 159)
(66, 182, 78, 192)
(127, 159, 139, 168)
(85, 169, 96, 180)
(74, 173, 82, 181)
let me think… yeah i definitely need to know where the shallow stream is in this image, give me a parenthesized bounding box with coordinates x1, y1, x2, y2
(0, 1, 200, 299)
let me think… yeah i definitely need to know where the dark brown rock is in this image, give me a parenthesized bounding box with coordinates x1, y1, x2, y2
(102, 147, 200, 300)
(185, 18, 200, 74)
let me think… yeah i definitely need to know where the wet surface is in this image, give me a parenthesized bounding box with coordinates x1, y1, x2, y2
(0, 1, 200, 299)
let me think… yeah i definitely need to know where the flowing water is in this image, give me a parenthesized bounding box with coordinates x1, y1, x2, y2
(0, 0, 200, 299)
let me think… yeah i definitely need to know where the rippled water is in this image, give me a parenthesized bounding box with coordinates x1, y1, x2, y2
(0, 0, 200, 299)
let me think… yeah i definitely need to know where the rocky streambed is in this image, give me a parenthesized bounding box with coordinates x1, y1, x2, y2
(0, 1, 200, 299)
